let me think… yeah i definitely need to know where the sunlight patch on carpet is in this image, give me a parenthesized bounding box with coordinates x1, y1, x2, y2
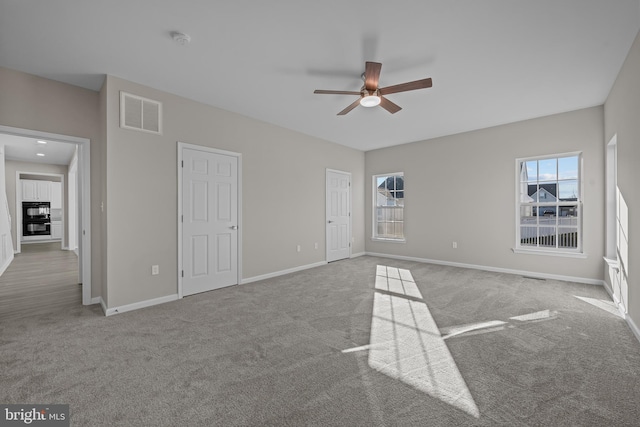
(574, 296, 623, 318)
(367, 265, 480, 418)
(440, 320, 507, 340)
(509, 309, 558, 322)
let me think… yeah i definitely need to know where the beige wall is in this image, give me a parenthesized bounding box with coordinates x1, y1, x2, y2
(0, 67, 102, 299)
(605, 30, 640, 329)
(6, 62, 633, 318)
(5, 160, 68, 250)
(366, 106, 605, 281)
(103, 76, 365, 308)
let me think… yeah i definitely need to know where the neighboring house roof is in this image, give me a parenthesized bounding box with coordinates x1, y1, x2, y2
(378, 177, 404, 199)
(527, 183, 577, 202)
(531, 187, 557, 202)
(528, 183, 556, 198)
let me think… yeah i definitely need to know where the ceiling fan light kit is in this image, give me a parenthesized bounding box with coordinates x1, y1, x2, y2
(360, 93, 381, 107)
(314, 61, 432, 115)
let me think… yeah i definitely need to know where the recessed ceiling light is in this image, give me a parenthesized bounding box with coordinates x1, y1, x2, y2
(37, 140, 47, 144)
(36, 153, 45, 157)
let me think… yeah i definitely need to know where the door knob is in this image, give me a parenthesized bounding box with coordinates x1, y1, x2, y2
(230, 225, 238, 230)
(327, 220, 334, 223)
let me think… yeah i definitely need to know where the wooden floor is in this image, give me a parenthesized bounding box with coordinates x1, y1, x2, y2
(0, 242, 80, 321)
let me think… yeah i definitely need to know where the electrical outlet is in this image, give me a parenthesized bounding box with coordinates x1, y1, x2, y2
(152, 265, 159, 275)
(452, 241, 458, 249)
(314, 242, 318, 250)
(296, 245, 301, 253)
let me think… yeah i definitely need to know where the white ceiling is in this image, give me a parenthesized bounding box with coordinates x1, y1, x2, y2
(1, 1, 639, 151)
(1, 134, 76, 165)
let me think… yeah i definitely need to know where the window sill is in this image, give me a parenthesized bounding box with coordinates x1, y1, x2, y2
(512, 248, 587, 259)
(372, 237, 406, 244)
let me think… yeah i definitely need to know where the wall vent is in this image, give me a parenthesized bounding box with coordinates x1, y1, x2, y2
(120, 91, 162, 135)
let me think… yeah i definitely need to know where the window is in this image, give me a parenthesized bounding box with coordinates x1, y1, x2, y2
(373, 173, 404, 241)
(516, 153, 582, 255)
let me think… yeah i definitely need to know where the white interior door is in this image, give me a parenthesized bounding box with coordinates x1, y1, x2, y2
(182, 147, 238, 296)
(326, 169, 351, 262)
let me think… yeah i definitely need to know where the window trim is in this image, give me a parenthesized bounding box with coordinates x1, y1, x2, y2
(372, 172, 406, 243)
(514, 152, 584, 256)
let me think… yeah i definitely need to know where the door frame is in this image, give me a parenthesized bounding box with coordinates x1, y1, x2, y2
(177, 142, 242, 298)
(326, 168, 352, 262)
(15, 172, 65, 251)
(0, 125, 92, 306)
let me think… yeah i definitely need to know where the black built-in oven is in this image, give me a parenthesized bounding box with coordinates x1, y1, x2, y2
(23, 202, 51, 236)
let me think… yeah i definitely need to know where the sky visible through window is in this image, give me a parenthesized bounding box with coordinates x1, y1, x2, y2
(525, 155, 578, 199)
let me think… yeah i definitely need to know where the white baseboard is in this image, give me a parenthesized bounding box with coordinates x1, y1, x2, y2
(242, 261, 327, 285)
(351, 252, 366, 258)
(104, 294, 179, 316)
(627, 315, 640, 344)
(0, 252, 14, 277)
(91, 296, 107, 315)
(601, 279, 640, 344)
(365, 252, 605, 286)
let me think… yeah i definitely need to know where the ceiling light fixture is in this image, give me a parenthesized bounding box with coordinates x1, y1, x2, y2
(171, 31, 191, 46)
(37, 140, 47, 144)
(360, 93, 381, 108)
(36, 153, 45, 157)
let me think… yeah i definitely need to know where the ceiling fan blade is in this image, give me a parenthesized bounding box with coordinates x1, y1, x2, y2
(379, 96, 402, 114)
(379, 78, 432, 95)
(337, 98, 362, 115)
(314, 89, 362, 95)
(364, 61, 382, 92)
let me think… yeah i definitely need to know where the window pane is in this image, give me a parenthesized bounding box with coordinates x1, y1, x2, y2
(539, 226, 556, 247)
(394, 222, 404, 239)
(558, 205, 578, 221)
(558, 227, 578, 248)
(374, 173, 404, 240)
(393, 207, 403, 221)
(520, 206, 535, 224)
(525, 161, 538, 182)
(558, 180, 578, 200)
(539, 208, 556, 217)
(520, 226, 537, 246)
(558, 156, 578, 180)
(538, 158, 557, 182)
(517, 154, 581, 253)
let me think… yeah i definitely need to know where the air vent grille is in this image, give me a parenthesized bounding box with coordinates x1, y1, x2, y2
(120, 91, 162, 134)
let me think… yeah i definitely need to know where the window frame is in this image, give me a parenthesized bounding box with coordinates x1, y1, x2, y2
(514, 152, 585, 258)
(372, 172, 406, 243)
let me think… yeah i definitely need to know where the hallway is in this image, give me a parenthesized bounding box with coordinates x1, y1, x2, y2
(0, 242, 80, 321)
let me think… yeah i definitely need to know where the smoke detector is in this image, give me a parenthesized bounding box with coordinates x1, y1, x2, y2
(171, 31, 191, 45)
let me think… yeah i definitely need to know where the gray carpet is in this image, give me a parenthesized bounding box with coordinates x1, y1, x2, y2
(2, 256, 639, 426)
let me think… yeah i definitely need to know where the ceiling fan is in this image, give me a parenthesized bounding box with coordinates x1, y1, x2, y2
(314, 61, 432, 115)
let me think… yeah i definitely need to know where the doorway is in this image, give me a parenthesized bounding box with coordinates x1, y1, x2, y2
(178, 142, 241, 297)
(15, 172, 65, 253)
(0, 125, 91, 306)
(326, 169, 351, 262)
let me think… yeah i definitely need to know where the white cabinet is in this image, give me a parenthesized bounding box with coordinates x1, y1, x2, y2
(21, 180, 37, 201)
(51, 221, 62, 240)
(50, 182, 62, 209)
(21, 180, 51, 201)
(37, 181, 51, 201)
